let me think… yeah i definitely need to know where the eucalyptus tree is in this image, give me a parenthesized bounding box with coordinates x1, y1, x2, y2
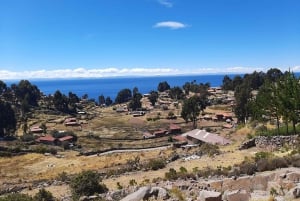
(234, 81, 252, 124)
(181, 95, 208, 128)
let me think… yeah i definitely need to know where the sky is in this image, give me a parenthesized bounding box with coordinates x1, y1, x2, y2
(0, 0, 300, 79)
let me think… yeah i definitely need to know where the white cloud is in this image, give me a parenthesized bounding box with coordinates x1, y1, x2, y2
(158, 0, 173, 8)
(1, 66, 299, 80)
(0, 67, 180, 80)
(154, 21, 187, 29)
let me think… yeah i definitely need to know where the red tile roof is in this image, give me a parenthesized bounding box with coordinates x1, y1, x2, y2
(169, 124, 181, 130)
(172, 135, 187, 142)
(59, 135, 74, 141)
(37, 135, 56, 142)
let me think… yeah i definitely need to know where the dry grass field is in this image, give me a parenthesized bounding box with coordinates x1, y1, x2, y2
(1, 101, 259, 199)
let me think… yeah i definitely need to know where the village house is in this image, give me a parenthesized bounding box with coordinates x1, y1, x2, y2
(36, 135, 57, 145)
(168, 124, 181, 134)
(58, 135, 74, 145)
(30, 125, 44, 134)
(183, 129, 231, 146)
(153, 129, 168, 137)
(64, 117, 79, 126)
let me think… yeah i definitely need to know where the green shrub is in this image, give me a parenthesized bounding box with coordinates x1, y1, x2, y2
(239, 162, 256, 175)
(145, 158, 166, 170)
(70, 170, 108, 200)
(254, 151, 273, 162)
(56, 171, 70, 182)
(116, 182, 123, 189)
(0, 193, 33, 201)
(21, 134, 36, 142)
(33, 188, 54, 201)
(197, 143, 220, 157)
(129, 179, 137, 186)
(165, 168, 178, 180)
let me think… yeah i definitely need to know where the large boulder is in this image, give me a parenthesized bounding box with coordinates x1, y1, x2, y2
(222, 176, 252, 192)
(207, 180, 223, 192)
(198, 190, 222, 201)
(286, 172, 300, 182)
(286, 184, 300, 199)
(223, 189, 250, 201)
(251, 174, 269, 191)
(120, 186, 151, 201)
(149, 187, 169, 200)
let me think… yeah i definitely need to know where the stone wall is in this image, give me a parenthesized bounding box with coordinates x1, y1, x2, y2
(240, 135, 299, 150)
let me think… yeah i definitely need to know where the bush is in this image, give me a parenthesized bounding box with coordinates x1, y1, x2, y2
(70, 170, 108, 200)
(239, 162, 257, 175)
(145, 158, 166, 170)
(56, 171, 70, 182)
(291, 155, 300, 167)
(0, 193, 33, 201)
(254, 151, 273, 162)
(197, 143, 220, 157)
(21, 134, 36, 142)
(33, 188, 54, 201)
(165, 168, 178, 180)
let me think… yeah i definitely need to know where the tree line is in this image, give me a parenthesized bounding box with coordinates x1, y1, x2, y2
(3, 68, 297, 138)
(224, 68, 300, 135)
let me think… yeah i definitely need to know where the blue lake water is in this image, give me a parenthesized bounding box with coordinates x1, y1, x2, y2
(5, 74, 238, 101)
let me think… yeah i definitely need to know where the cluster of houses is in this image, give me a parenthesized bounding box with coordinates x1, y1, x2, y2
(142, 123, 230, 147)
(172, 129, 231, 147)
(28, 117, 81, 146)
(143, 124, 182, 139)
(35, 134, 75, 146)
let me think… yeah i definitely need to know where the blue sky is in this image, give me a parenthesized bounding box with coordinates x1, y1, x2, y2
(0, 0, 300, 79)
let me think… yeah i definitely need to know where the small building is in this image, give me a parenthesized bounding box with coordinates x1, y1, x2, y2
(59, 135, 74, 142)
(169, 124, 181, 134)
(184, 129, 231, 145)
(36, 135, 57, 145)
(30, 126, 43, 134)
(223, 124, 233, 129)
(223, 113, 233, 121)
(143, 131, 155, 139)
(153, 129, 168, 137)
(172, 135, 188, 148)
(131, 111, 145, 117)
(64, 118, 79, 126)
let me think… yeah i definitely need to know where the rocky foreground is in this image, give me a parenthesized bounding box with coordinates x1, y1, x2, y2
(16, 167, 298, 201)
(104, 167, 300, 201)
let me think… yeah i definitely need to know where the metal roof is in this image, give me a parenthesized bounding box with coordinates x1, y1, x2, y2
(184, 129, 231, 145)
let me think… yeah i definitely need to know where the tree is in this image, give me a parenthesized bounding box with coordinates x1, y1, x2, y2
(169, 86, 184, 100)
(105, 96, 113, 106)
(33, 188, 54, 201)
(232, 75, 243, 89)
(181, 95, 207, 128)
(148, 90, 158, 106)
(132, 87, 139, 96)
(115, 88, 132, 104)
(183, 82, 191, 95)
(222, 75, 233, 91)
(234, 81, 252, 123)
(157, 81, 170, 92)
(15, 80, 40, 106)
(0, 80, 7, 95)
(278, 71, 300, 134)
(53, 90, 68, 112)
(98, 94, 105, 105)
(128, 89, 142, 110)
(70, 170, 107, 200)
(0, 101, 16, 137)
(266, 68, 283, 82)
